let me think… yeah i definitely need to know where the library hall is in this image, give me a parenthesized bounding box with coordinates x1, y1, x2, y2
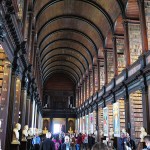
(1, 0, 150, 150)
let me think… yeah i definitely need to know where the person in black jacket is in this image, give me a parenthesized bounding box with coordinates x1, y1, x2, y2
(40, 132, 55, 150)
(61, 136, 71, 150)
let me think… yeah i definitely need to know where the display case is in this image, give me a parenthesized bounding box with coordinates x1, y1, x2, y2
(116, 38, 125, 75)
(107, 51, 114, 83)
(128, 23, 142, 64)
(129, 90, 143, 139)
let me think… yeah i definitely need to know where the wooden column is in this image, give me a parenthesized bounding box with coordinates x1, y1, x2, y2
(84, 77, 87, 100)
(5, 68, 18, 150)
(25, 95, 30, 125)
(124, 90, 131, 135)
(20, 76, 28, 128)
(31, 100, 35, 129)
(50, 118, 53, 132)
(104, 50, 108, 84)
(123, 21, 130, 67)
(66, 117, 68, 133)
(29, 100, 33, 128)
(138, 0, 148, 53)
(82, 82, 84, 102)
(36, 110, 39, 128)
(112, 36, 118, 76)
(96, 104, 99, 142)
(22, 0, 29, 39)
(34, 104, 37, 129)
(14, 78, 21, 126)
(97, 60, 100, 91)
(142, 86, 150, 134)
(0, 62, 11, 150)
(93, 67, 95, 94)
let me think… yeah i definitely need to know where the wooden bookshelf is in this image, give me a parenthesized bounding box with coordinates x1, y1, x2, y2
(117, 99, 125, 131)
(100, 65, 105, 90)
(116, 39, 125, 75)
(107, 104, 113, 136)
(93, 111, 96, 132)
(87, 77, 89, 99)
(128, 23, 142, 64)
(129, 90, 143, 139)
(107, 51, 114, 83)
(94, 67, 99, 92)
(86, 115, 89, 134)
(98, 107, 103, 139)
(145, 1, 150, 50)
(90, 72, 93, 96)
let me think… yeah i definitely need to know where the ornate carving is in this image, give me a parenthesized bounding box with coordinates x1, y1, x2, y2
(5, 0, 15, 14)
(21, 41, 27, 54)
(0, 15, 6, 42)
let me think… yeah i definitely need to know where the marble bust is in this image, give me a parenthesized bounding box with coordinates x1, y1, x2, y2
(11, 123, 21, 144)
(109, 128, 114, 139)
(27, 128, 34, 139)
(140, 127, 147, 142)
(22, 125, 29, 141)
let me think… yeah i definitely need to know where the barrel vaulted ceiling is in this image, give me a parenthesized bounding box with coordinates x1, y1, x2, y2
(33, 0, 128, 85)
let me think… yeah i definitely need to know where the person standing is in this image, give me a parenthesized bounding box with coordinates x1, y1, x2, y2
(143, 135, 150, 150)
(32, 132, 41, 150)
(40, 132, 55, 150)
(61, 136, 71, 150)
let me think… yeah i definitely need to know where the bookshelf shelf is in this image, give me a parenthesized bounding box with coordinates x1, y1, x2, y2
(129, 90, 143, 139)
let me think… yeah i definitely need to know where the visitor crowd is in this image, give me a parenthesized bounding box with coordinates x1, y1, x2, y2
(30, 131, 150, 150)
(31, 131, 96, 150)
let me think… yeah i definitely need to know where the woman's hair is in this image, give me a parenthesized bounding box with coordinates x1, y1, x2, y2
(92, 142, 109, 150)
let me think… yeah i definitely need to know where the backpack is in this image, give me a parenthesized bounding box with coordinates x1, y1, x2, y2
(55, 141, 61, 150)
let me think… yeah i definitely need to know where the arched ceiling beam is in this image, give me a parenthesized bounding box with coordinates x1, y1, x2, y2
(41, 47, 89, 69)
(116, 0, 126, 18)
(38, 28, 98, 54)
(40, 39, 93, 65)
(42, 55, 85, 76)
(46, 72, 76, 85)
(41, 54, 86, 73)
(37, 15, 104, 45)
(43, 60, 83, 78)
(43, 65, 80, 81)
(44, 70, 77, 84)
(35, 0, 114, 33)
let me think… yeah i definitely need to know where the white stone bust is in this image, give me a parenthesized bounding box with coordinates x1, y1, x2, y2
(22, 125, 29, 141)
(100, 129, 104, 137)
(140, 127, 147, 142)
(109, 128, 114, 139)
(27, 128, 34, 139)
(11, 123, 21, 144)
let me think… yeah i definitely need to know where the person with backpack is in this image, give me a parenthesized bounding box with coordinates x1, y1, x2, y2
(40, 132, 55, 150)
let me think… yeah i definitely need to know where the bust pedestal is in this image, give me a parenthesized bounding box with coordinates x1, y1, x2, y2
(20, 141, 27, 150)
(11, 144, 20, 150)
